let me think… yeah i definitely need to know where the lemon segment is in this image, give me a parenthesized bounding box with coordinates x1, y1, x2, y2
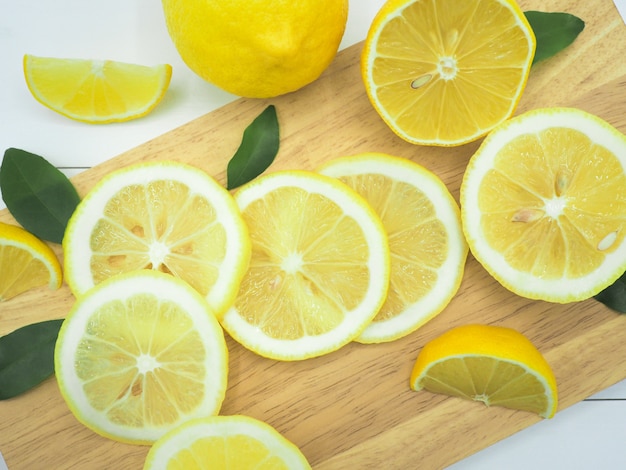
(318, 153, 467, 343)
(222, 170, 390, 360)
(23, 54, 172, 123)
(143, 415, 311, 470)
(361, 0, 535, 146)
(0, 222, 62, 301)
(63, 161, 251, 316)
(54, 271, 229, 444)
(162, 0, 348, 98)
(410, 324, 558, 418)
(461, 107, 626, 302)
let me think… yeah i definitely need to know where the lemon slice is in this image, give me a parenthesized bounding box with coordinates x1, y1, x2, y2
(222, 170, 390, 360)
(23, 54, 172, 123)
(361, 0, 535, 146)
(461, 107, 626, 303)
(54, 270, 229, 444)
(318, 153, 467, 343)
(410, 324, 558, 418)
(143, 415, 311, 469)
(0, 222, 62, 301)
(63, 161, 250, 315)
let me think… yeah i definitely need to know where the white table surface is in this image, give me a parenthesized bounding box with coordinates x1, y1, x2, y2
(1, 1, 625, 468)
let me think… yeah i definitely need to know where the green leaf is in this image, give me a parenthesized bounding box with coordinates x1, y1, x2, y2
(0, 319, 64, 400)
(227, 105, 280, 190)
(525, 11, 585, 65)
(594, 272, 626, 314)
(0, 148, 80, 244)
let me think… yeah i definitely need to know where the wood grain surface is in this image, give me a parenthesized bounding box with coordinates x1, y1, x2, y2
(2, 1, 626, 468)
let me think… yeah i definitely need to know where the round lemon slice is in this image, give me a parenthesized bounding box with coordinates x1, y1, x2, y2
(54, 270, 229, 444)
(461, 107, 626, 302)
(63, 161, 251, 315)
(222, 170, 390, 360)
(144, 415, 311, 469)
(318, 153, 467, 343)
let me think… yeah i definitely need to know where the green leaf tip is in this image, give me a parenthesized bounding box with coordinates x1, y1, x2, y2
(595, 271, 626, 314)
(226, 105, 280, 190)
(525, 11, 585, 65)
(0, 148, 81, 244)
(0, 319, 64, 400)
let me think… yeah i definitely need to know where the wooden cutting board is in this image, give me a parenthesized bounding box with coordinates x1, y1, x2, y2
(2, 1, 626, 468)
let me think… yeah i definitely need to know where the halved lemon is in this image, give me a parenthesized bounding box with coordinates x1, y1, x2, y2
(0, 222, 62, 301)
(63, 161, 250, 315)
(461, 107, 626, 302)
(54, 270, 229, 444)
(410, 324, 558, 418)
(318, 153, 467, 343)
(361, 0, 536, 146)
(24, 54, 172, 123)
(143, 415, 311, 469)
(222, 170, 390, 360)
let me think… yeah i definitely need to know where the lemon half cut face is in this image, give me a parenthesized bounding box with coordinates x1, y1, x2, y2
(461, 107, 626, 302)
(361, 0, 536, 146)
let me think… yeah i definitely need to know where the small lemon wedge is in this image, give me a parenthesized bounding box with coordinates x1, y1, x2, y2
(24, 54, 172, 123)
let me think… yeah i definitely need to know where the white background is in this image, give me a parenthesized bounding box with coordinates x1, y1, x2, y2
(1, 1, 626, 468)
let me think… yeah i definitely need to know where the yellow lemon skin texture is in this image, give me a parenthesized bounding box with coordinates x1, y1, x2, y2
(161, 0, 348, 98)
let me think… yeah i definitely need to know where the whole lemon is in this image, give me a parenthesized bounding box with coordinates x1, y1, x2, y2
(161, 0, 349, 98)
